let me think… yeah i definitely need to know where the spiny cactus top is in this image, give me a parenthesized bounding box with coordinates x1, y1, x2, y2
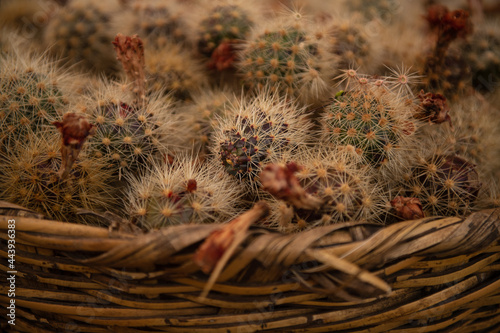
(44, 0, 120, 75)
(0, 51, 70, 149)
(77, 81, 190, 177)
(196, 1, 255, 57)
(237, 9, 336, 104)
(461, 24, 500, 93)
(265, 148, 386, 232)
(126, 154, 243, 229)
(321, 69, 419, 168)
(346, 0, 401, 22)
(120, 0, 188, 47)
(212, 89, 311, 191)
(145, 42, 208, 101)
(0, 129, 116, 224)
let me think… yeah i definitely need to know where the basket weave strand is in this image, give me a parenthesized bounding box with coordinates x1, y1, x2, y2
(1, 205, 499, 332)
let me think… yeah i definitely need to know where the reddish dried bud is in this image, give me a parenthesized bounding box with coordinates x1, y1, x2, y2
(390, 196, 425, 220)
(52, 113, 94, 180)
(417, 90, 452, 126)
(425, 4, 449, 30)
(260, 163, 323, 210)
(112, 34, 146, 103)
(441, 9, 473, 40)
(194, 202, 269, 274)
(208, 41, 238, 71)
(53, 112, 94, 148)
(186, 179, 197, 193)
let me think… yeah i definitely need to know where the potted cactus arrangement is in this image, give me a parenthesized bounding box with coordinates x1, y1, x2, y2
(1, 0, 500, 332)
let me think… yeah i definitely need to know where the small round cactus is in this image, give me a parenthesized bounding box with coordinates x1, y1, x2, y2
(345, 0, 401, 23)
(400, 140, 482, 217)
(0, 130, 116, 224)
(211, 89, 311, 190)
(183, 88, 235, 151)
(0, 51, 70, 150)
(78, 80, 189, 176)
(321, 69, 419, 168)
(263, 148, 386, 233)
(119, 0, 188, 47)
(44, 0, 120, 76)
(126, 154, 243, 229)
(237, 9, 336, 103)
(326, 20, 377, 72)
(196, 1, 255, 58)
(145, 42, 208, 100)
(461, 24, 500, 93)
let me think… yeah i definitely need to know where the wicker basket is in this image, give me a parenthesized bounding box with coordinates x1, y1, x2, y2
(1, 199, 499, 333)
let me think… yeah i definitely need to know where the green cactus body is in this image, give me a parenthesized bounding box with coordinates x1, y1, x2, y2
(0, 131, 116, 223)
(462, 27, 500, 93)
(403, 153, 481, 217)
(213, 91, 311, 189)
(0, 55, 69, 149)
(44, 0, 119, 75)
(328, 22, 373, 71)
(267, 148, 385, 232)
(146, 42, 208, 101)
(197, 4, 253, 57)
(126, 156, 242, 229)
(346, 0, 401, 22)
(238, 12, 334, 103)
(125, 0, 187, 47)
(80, 82, 188, 177)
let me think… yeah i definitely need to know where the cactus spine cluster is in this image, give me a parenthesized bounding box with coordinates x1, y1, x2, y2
(126, 155, 243, 229)
(212, 90, 311, 190)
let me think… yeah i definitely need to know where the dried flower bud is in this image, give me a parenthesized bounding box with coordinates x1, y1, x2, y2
(112, 34, 146, 104)
(53, 112, 94, 180)
(390, 196, 425, 220)
(417, 90, 452, 126)
(208, 41, 238, 71)
(186, 179, 197, 193)
(260, 163, 323, 210)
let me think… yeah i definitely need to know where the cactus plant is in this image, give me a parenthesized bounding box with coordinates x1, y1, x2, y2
(126, 154, 243, 229)
(399, 138, 482, 217)
(195, 1, 256, 68)
(262, 147, 386, 232)
(345, 0, 401, 23)
(78, 80, 189, 177)
(461, 24, 500, 93)
(118, 0, 188, 47)
(237, 9, 336, 104)
(211, 89, 311, 191)
(145, 42, 208, 101)
(44, 0, 120, 76)
(0, 51, 70, 150)
(0, 129, 116, 224)
(321, 69, 419, 169)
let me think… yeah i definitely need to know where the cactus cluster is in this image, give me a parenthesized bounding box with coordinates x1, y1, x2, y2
(44, 0, 119, 75)
(0, 1, 499, 236)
